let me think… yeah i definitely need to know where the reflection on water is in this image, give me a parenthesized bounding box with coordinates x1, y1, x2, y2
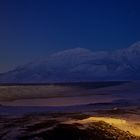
(1, 95, 118, 106)
(0, 81, 140, 107)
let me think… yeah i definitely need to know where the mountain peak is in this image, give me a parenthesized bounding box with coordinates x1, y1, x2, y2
(51, 47, 91, 57)
(128, 41, 140, 51)
(60, 47, 91, 53)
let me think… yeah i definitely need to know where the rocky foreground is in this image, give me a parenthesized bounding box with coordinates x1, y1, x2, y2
(0, 113, 140, 140)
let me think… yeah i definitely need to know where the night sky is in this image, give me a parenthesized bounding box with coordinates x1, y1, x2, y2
(0, 0, 140, 72)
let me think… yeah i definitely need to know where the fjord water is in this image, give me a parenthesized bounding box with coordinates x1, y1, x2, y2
(0, 81, 140, 107)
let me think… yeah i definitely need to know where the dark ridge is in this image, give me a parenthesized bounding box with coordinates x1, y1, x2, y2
(20, 122, 140, 140)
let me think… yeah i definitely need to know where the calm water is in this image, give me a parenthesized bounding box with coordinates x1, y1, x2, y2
(0, 81, 140, 107)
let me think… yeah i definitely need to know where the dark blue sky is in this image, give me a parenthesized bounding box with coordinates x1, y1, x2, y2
(0, 0, 140, 72)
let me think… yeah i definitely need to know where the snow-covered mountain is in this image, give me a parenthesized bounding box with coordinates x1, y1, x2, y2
(0, 42, 140, 83)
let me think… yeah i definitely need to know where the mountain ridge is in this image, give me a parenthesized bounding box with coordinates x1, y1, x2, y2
(0, 42, 140, 83)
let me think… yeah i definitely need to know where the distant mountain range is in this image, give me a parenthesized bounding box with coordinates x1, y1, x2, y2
(0, 42, 140, 83)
